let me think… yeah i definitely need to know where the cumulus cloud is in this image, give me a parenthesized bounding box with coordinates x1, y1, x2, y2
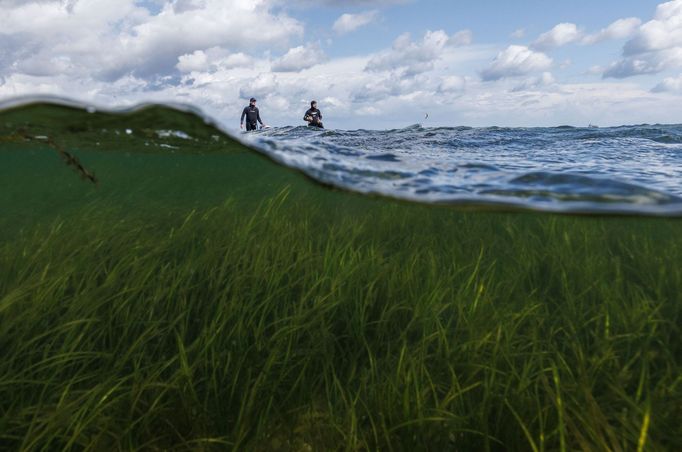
(176, 49, 254, 73)
(449, 29, 473, 46)
(531, 17, 641, 51)
(582, 17, 641, 45)
(365, 29, 472, 75)
(624, 1, 682, 55)
(218, 53, 254, 70)
(350, 73, 420, 102)
(333, 10, 378, 34)
(532, 23, 583, 50)
(238, 73, 279, 100)
(512, 72, 556, 92)
(604, 0, 682, 78)
(652, 74, 682, 92)
(1, 0, 679, 129)
(0, 0, 302, 82)
(511, 28, 526, 39)
(602, 56, 671, 78)
(271, 44, 326, 72)
(438, 75, 466, 93)
(177, 50, 210, 73)
(480, 45, 552, 81)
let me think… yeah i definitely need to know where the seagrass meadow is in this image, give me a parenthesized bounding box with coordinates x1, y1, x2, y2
(0, 103, 681, 451)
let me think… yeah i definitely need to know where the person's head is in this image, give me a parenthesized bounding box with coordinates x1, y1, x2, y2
(250, 97, 256, 106)
(311, 100, 317, 109)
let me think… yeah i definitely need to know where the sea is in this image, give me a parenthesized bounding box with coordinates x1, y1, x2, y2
(247, 122, 682, 216)
(2, 98, 682, 217)
(1, 98, 681, 450)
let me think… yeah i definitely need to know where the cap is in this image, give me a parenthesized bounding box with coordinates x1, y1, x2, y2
(250, 97, 256, 102)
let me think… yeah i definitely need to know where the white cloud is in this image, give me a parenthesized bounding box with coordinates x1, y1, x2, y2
(582, 17, 641, 45)
(603, 55, 673, 78)
(532, 23, 583, 50)
(512, 72, 556, 92)
(652, 74, 682, 92)
(271, 44, 327, 72)
(0, 0, 302, 81)
(532, 17, 641, 50)
(177, 50, 210, 73)
(366, 29, 472, 75)
(511, 28, 526, 39)
(604, 0, 682, 78)
(333, 10, 378, 35)
(218, 53, 254, 70)
(266, 95, 291, 111)
(351, 73, 422, 102)
(177, 49, 254, 73)
(1, 1, 680, 129)
(450, 29, 473, 46)
(438, 75, 466, 93)
(3, 48, 679, 130)
(625, 0, 682, 55)
(456, 80, 681, 127)
(356, 105, 382, 116)
(480, 45, 552, 81)
(238, 73, 279, 100)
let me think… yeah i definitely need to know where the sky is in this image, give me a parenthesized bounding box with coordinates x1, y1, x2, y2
(1, 0, 681, 129)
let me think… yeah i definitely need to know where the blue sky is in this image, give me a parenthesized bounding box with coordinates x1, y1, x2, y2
(295, 1, 656, 53)
(0, 0, 681, 129)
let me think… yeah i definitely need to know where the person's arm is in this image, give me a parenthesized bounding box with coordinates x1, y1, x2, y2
(303, 109, 311, 121)
(318, 110, 322, 120)
(257, 108, 263, 125)
(240, 108, 246, 128)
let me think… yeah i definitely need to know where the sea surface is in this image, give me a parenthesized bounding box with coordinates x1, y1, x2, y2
(2, 97, 682, 216)
(247, 123, 682, 215)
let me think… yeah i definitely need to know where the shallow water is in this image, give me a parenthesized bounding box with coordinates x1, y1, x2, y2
(1, 99, 681, 450)
(3, 98, 682, 216)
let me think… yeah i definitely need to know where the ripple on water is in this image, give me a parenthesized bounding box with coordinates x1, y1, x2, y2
(251, 122, 682, 215)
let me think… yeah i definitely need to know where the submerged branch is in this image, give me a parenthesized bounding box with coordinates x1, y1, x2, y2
(47, 136, 98, 185)
(15, 130, 98, 185)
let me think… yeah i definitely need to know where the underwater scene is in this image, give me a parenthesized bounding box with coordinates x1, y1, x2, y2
(1, 100, 681, 451)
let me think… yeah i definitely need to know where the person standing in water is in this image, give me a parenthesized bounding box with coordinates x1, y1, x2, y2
(303, 100, 323, 128)
(240, 98, 266, 131)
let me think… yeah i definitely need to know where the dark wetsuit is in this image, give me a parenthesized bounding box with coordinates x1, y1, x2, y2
(241, 106, 263, 131)
(304, 108, 323, 128)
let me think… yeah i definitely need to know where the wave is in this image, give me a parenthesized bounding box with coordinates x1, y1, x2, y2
(2, 96, 682, 216)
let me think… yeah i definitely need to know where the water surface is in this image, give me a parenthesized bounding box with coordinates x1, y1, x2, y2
(248, 123, 682, 215)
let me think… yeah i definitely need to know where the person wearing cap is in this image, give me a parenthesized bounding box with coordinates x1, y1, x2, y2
(240, 98, 266, 131)
(303, 100, 323, 128)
